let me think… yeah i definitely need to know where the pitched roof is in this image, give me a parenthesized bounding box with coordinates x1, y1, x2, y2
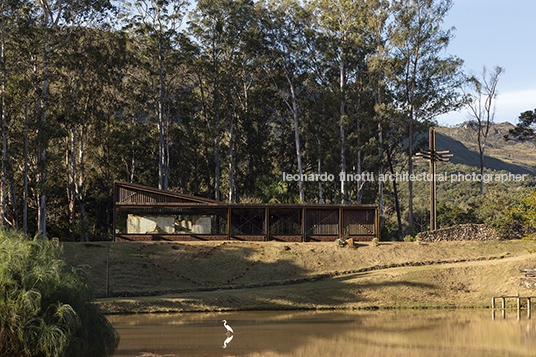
(114, 181, 222, 205)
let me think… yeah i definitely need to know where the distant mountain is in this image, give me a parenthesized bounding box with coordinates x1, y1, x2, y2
(434, 122, 536, 176)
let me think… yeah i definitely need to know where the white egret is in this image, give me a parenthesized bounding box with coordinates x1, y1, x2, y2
(222, 319, 234, 334)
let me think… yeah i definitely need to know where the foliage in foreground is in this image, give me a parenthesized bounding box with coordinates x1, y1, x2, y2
(0, 230, 119, 357)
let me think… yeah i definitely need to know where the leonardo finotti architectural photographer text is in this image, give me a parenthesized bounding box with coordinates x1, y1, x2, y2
(282, 171, 527, 183)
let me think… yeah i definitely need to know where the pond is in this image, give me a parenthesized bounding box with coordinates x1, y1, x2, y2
(108, 309, 536, 356)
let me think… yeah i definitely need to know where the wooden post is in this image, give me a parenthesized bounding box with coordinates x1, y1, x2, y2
(413, 129, 452, 232)
(302, 207, 306, 242)
(227, 207, 231, 241)
(265, 207, 269, 242)
(338, 207, 343, 238)
(518, 297, 521, 311)
(429, 129, 436, 231)
(492, 297, 495, 309)
(502, 297, 506, 309)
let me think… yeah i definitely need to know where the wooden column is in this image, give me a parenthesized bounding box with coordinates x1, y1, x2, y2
(302, 207, 306, 242)
(265, 207, 269, 242)
(338, 208, 343, 238)
(227, 207, 231, 241)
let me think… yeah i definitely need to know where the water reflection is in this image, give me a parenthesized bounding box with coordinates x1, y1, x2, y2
(222, 335, 233, 349)
(108, 310, 536, 356)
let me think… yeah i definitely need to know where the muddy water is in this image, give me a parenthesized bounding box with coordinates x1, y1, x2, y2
(108, 310, 536, 356)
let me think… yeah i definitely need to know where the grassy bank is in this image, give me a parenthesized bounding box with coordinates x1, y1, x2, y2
(62, 240, 536, 314)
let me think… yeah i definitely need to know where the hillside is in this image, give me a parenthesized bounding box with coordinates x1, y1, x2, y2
(62, 240, 536, 313)
(435, 122, 536, 175)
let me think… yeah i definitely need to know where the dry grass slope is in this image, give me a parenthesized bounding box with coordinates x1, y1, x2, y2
(62, 240, 536, 313)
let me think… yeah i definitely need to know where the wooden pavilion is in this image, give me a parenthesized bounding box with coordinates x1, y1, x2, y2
(113, 181, 378, 242)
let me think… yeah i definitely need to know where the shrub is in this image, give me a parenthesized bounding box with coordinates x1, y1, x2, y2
(0, 230, 119, 357)
(471, 189, 529, 238)
(437, 202, 477, 229)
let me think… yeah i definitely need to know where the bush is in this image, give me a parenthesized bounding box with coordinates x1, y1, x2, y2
(0, 230, 119, 357)
(471, 189, 529, 238)
(437, 202, 477, 229)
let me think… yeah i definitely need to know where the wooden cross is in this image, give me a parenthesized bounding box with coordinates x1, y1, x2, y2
(413, 129, 453, 231)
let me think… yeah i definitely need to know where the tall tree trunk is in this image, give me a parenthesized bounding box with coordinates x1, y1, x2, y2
(317, 155, 323, 204)
(408, 105, 414, 229)
(37, 35, 51, 238)
(214, 135, 220, 201)
(0, 0, 5, 227)
(76, 125, 88, 242)
(105, 114, 111, 239)
(407, 47, 420, 230)
(288, 79, 304, 202)
(355, 102, 363, 204)
(213, 66, 221, 201)
(478, 127, 485, 195)
(378, 119, 384, 230)
(8, 158, 16, 229)
(165, 112, 169, 190)
(158, 40, 166, 190)
(68, 126, 76, 241)
(23, 99, 28, 234)
(0, 14, 6, 227)
(376, 83, 384, 230)
(387, 147, 402, 237)
(65, 132, 76, 242)
(339, 60, 347, 204)
(228, 110, 235, 203)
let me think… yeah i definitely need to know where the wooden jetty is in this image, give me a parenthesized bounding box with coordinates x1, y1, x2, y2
(491, 296, 536, 320)
(491, 296, 536, 310)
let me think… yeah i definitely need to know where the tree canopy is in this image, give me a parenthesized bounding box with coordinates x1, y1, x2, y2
(0, 0, 467, 240)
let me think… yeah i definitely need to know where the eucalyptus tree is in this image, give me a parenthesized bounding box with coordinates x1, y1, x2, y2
(188, 0, 254, 201)
(120, 0, 188, 191)
(366, 0, 391, 226)
(390, 0, 464, 229)
(257, 0, 312, 202)
(0, 0, 40, 233)
(55, 24, 128, 241)
(1, 1, 9, 227)
(466, 65, 503, 195)
(31, 0, 114, 238)
(2, 0, 39, 235)
(307, 0, 372, 204)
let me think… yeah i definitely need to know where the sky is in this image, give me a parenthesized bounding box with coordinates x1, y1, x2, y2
(436, 0, 536, 127)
